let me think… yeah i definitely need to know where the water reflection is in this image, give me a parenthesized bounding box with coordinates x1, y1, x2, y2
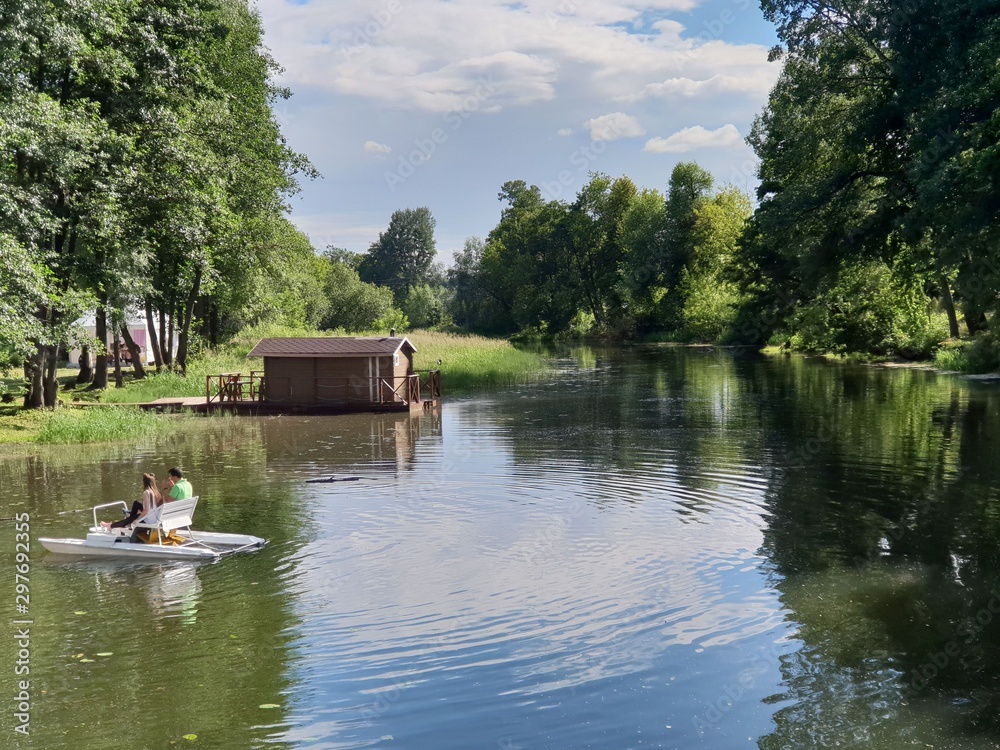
(4, 352, 1000, 748)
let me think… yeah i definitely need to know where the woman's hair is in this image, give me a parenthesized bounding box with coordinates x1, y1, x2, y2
(143, 473, 163, 506)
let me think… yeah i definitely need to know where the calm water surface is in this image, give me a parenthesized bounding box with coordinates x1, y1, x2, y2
(4, 347, 1000, 749)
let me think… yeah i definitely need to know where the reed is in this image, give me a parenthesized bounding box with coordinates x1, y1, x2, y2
(35, 406, 175, 444)
(406, 330, 551, 391)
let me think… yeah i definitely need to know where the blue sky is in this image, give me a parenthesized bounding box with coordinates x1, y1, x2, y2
(257, 0, 781, 258)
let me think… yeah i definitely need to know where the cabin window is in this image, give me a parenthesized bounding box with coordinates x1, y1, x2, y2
(393, 353, 399, 367)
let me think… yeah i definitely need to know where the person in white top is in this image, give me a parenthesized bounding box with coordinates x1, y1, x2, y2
(102, 473, 163, 530)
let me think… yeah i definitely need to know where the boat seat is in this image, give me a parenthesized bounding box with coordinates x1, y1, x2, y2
(133, 496, 200, 545)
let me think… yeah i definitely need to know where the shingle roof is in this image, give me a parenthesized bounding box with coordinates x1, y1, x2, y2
(247, 337, 416, 358)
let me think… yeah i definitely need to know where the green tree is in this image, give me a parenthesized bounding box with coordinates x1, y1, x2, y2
(678, 188, 752, 342)
(619, 187, 667, 331)
(657, 163, 715, 328)
(321, 260, 400, 333)
(359, 207, 437, 300)
(566, 174, 638, 332)
(743, 0, 1000, 353)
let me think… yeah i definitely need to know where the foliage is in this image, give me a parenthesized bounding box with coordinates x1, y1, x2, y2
(402, 284, 448, 329)
(787, 261, 932, 355)
(358, 207, 437, 300)
(934, 332, 1000, 375)
(738, 0, 1000, 364)
(0, 0, 312, 403)
(320, 261, 401, 332)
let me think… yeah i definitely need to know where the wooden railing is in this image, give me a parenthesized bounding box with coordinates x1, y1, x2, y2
(206, 372, 263, 403)
(417, 370, 442, 401)
(205, 370, 441, 407)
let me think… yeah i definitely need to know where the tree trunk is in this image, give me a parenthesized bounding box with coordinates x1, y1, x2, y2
(89, 303, 109, 390)
(76, 345, 93, 385)
(112, 328, 123, 388)
(42, 343, 59, 407)
(120, 324, 146, 379)
(176, 267, 203, 375)
(23, 350, 43, 409)
(145, 301, 163, 372)
(159, 307, 173, 367)
(965, 307, 988, 337)
(939, 274, 960, 339)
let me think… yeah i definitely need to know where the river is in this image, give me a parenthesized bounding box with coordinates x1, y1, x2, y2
(3, 346, 1000, 749)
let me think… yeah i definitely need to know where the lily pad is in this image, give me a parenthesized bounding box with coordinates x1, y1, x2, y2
(183, 734, 198, 741)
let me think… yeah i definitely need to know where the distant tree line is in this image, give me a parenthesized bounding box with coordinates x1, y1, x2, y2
(442, 0, 1000, 371)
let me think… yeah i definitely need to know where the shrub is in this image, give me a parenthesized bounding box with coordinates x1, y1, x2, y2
(934, 330, 1000, 373)
(790, 261, 934, 355)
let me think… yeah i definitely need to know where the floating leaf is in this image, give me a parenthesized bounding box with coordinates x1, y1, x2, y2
(74, 611, 87, 615)
(259, 703, 280, 709)
(79, 658, 94, 663)
(73, 653, 84, 659)
(96, 652, 113, 657)
(183, 734, 198, 741)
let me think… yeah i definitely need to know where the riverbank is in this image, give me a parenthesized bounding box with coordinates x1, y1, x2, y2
(0, 328, 552, 444)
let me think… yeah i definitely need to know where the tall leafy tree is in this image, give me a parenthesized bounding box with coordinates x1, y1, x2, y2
(359, 207, 438, 300)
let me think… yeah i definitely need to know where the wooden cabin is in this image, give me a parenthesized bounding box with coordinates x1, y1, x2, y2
(245, 337, 437, 411)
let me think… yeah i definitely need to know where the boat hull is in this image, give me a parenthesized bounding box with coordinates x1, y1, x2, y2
(39, 529, 266, 560)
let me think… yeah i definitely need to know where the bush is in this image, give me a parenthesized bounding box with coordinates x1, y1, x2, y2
(790, 261, 935, 355)
(934, 331, 1000, 373)
(677, 268, 742, 343)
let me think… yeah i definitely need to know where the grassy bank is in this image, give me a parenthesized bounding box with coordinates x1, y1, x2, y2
(406, 330, 550, 391)
(0, 403, 188, 446)
(0, 326, 552, 443)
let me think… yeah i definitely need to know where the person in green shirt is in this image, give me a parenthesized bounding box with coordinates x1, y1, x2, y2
(162, 467, 193, 500)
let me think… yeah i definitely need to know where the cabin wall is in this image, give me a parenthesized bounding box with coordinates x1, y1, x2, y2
(316, 357, 372, 403)
(263, 357, 315, 403)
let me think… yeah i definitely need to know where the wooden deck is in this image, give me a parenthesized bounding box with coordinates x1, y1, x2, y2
(132, 394, 440, 416)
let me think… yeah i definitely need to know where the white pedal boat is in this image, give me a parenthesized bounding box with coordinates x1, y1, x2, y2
(39, 497, 266, 561)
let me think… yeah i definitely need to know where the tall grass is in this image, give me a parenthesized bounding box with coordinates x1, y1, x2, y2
(407, 330, 551, 391)
(94, 324, 552, 404)
(35, 406, 177, 444)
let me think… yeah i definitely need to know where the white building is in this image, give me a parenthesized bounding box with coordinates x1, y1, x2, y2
(67, 311, 178, 367)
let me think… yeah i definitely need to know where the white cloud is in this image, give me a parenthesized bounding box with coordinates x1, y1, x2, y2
(644, 124, 743, 154)
(255, 1, 780, 250)
(624, 71, 779, 102)
(257, 1, 776, 114)
(363, 140, 392, 155)
(584, 112, 645, 142)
